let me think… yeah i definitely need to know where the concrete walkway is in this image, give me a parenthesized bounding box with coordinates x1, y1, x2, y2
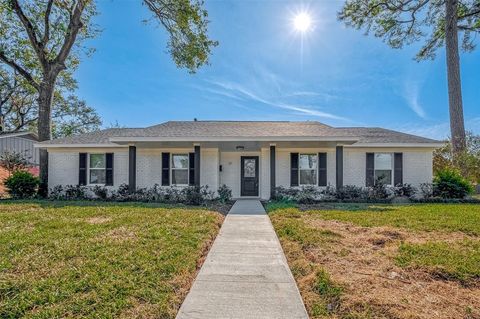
(176, 199, 308, 319)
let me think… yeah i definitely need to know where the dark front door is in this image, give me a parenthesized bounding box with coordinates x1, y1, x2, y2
(241, 156, 259, 197)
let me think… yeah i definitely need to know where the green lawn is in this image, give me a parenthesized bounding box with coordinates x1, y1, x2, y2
(0, 201, 223, 319)
(396, 240, 480, 284)
(269, 203, 480, 318)
(268, 202, 480, 235)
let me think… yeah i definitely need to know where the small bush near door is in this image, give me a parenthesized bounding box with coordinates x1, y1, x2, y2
(217, 184, 232, 203)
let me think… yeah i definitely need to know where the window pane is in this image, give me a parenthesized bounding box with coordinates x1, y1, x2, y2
(90, 169, 106, 184)
(90, 154, 105, 169)
(375, 170, 392, 185)
(172, 154, 189, 169)
(299, 154, 317, 169)
(300, 169, 316, 185)
(172, 170, 188, 185)
(244, 159, 256, 177)
(374, 153, 392, 170)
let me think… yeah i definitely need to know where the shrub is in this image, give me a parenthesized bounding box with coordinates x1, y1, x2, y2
(393, 183, 417, 197)
(218, 184, 232, 203)
(419, 183, 434, 199)
(200, 185, 216, 201)
(64, 185, 87, 200)
(368, 178, 392, 200)
(433, 168, 474, 199)
(296, 186, 321, 204)
(183, 186, 204, 205)
(321, 184, 337, 201)
(162, 186, 183, 203)
(49, 185, 64, 200)
(4, 170, 39, 198)
(93, 185, 109, 200)
(273, 186, 300, 201)
(336, 185, 367, 201)
(112, 183, 130, 201)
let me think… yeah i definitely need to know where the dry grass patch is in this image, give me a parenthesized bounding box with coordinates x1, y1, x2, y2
(0, 201, 224, 318)
(86, 216, 112, 224)
(270, 205, 480, 319)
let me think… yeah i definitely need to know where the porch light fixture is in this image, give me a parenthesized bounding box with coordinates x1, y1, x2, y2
(236, 146, 245, 151)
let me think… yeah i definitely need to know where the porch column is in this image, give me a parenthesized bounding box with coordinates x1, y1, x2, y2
(129, 145, 136, 193)
(194, 145, 200, 187)
(336, 146, 343, 189)
(270, 144, 276, 198)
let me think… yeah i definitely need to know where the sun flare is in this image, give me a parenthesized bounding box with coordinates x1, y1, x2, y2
(293, 12, 312, 32)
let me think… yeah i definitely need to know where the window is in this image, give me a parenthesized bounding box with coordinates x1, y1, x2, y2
(299, 154, 317, 185)
(172, 154, 189, 185)
(374, 153, 392, 185)
(89, 154, 106, 184)
(244, 159, 256, 177)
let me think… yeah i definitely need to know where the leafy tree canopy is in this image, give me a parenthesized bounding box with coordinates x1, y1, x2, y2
(0, 65, 101, 138)
(338, 0, 480, 60)
(434, 131, 480, 183)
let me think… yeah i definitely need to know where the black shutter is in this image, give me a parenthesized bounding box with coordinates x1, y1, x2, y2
(79, 153, 87, 186)
(394, 153, 403, 186)
(189, 152, 195, 186)
(161, 152, 170, 186)
(106, 153, 114, 186)
(366, 153, 375, 187)
(318, 153, 327, 186)
(290, 153, 299, 187)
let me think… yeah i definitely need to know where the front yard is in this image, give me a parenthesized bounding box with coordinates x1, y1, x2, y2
(0, 201, 224, 318)
(268, 203, 480, 319)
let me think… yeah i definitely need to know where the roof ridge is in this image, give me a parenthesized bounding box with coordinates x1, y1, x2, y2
(165, 120, 323, 123)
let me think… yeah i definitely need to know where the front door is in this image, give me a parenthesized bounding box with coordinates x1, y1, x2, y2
(241, 156, 259, 197)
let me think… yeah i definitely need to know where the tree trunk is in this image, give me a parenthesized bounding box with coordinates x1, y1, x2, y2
(37, 78, 55, 197)
(445, 0, 466, 158)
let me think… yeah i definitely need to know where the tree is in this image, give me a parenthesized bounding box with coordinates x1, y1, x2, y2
(338, 0, 480, 157)
(0, 66, 101, 138)
(0, 150, 30, 175)
(0, 0, 217, 195)
(434, 131, 480, 183)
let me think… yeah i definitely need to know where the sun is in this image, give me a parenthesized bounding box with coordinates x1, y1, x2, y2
(293, 12, 312, 32)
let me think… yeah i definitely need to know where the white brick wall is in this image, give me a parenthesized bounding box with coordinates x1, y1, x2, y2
(137, 147, 219, 189)
(201, 148, 219, 192)
(343, 147, 433, 187)
(47, 146, 434, 198)
(48, 148, 128, 189)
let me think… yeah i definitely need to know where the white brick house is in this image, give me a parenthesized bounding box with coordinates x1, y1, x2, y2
(36, 121, 443, 200)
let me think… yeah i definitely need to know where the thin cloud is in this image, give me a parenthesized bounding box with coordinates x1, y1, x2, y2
(206, 79, 350, 122)
(403, 80, 427, 119)
(395, 117, 480, 140)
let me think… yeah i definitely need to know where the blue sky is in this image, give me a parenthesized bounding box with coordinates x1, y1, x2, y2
(75, 0, 480, 139)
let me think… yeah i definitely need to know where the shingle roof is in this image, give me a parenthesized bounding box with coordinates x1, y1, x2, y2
(0, 131, 38, 140)
(336, 127, 440, 144)
(38, 121, 441, 145)
(143, 121, 342, 137)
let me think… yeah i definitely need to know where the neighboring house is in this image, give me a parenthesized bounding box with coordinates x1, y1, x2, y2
(36, 121, 443, 200)
(0, 132, 40, 194)
(0, 131, 39, 165)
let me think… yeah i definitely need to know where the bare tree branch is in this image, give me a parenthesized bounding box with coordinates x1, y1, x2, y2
(0, 52, 39, 90)
(42, 0, 55, 45)
(54, 0, 87, 70)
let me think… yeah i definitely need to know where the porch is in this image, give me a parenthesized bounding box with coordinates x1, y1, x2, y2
(121, 140, 348, 200)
